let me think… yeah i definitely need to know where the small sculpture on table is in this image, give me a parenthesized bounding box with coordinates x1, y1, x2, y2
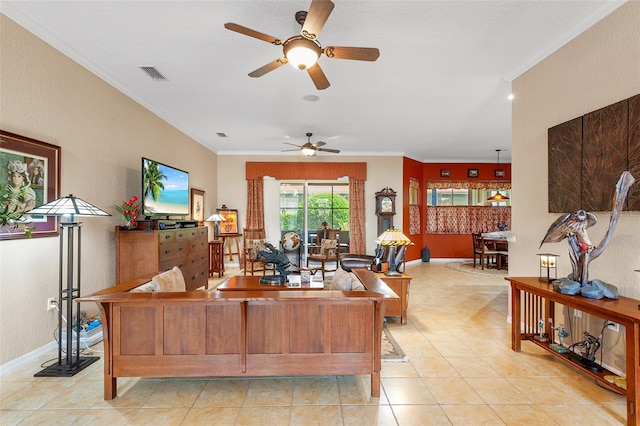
(534, 318, 548, 342)
(539, 171, 636, 299)
(257, 242, 292, 285)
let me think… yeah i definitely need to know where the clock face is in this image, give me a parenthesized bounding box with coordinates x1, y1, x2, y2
(381, 197, 393, 213)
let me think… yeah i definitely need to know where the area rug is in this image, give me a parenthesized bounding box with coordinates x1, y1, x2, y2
(382, 322, 408, 362)
(445, 261, 507, 277)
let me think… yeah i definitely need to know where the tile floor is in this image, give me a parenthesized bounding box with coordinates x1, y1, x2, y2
(0, 261, 627, 425)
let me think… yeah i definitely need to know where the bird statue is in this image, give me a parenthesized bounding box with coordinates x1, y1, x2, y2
(539, 209, 597, 250)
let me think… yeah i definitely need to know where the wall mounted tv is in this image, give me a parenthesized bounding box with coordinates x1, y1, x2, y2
(142, 157, 189, 217)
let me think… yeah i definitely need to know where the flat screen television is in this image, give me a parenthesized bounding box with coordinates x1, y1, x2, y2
(142, 157, 189, 217)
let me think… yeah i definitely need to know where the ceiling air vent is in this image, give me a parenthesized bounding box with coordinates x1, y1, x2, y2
(138, 66, 168, 81)
(216, 133, 228, 138)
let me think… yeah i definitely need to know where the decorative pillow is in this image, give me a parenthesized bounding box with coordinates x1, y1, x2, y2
(152, 266, 186, 292)
(329, 266, 352, 291)
(130, 282, 155, 293)
(348, 272, 366, 291)
(246, 239, 266, 260)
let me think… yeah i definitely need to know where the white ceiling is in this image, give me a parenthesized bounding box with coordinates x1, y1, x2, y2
(1, 1, 626, 162)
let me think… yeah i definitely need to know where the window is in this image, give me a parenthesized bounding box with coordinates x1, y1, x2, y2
(427, 188, 511, 206)
(279, 181, 349, 240)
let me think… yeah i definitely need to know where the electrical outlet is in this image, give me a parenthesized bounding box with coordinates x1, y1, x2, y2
(47, 297, 56, 311)
(574, 309, 583, 318)
(607, 322, 620, 332)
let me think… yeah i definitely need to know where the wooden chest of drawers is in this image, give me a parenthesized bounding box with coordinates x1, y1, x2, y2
(116, 226, 208, 291)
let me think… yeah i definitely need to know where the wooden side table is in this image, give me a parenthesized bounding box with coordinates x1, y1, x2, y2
(208, 240, 224, 278)
(376, 272, 411, 325)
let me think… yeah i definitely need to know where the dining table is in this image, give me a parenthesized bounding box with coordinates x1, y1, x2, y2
(481, 231, 514, 269)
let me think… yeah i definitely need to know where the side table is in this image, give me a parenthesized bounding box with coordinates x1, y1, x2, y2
(208, 240, 224, 278)
(376, 272, 411, 325)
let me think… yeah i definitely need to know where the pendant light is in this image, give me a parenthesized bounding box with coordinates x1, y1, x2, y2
(487, 149, 509, 202)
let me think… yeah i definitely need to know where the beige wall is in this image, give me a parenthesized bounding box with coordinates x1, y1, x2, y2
(0, 16, 218, 365)
(216, 155, 403, 254)
(511, 2, 640, 372)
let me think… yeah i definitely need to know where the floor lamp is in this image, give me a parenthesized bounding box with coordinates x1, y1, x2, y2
(31, 194, 110, 377)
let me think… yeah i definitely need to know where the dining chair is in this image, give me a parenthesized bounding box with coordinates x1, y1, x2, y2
(472, 233, 500, 270)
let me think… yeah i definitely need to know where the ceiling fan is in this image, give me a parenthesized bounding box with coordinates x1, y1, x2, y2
(283, 133, 340, 156)
(224, 0, 380, 90)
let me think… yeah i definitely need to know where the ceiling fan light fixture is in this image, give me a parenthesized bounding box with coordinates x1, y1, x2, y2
(301, 146, 316, 156)
(283, 37, 321, 70)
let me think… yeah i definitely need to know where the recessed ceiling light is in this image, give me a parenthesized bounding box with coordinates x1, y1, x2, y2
(303, 94, 320, 102)
(508, 94, 515, 101)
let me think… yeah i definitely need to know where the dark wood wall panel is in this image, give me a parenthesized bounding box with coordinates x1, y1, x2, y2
(330, 304, 370, 353)
(582, 100, 629, 211)
(548, 117, 583, 212)
(628, 94, 640, 210)
(548, 93, 640, 212)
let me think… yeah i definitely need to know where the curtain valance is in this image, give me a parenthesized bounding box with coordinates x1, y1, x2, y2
(427, 181, 511, 190)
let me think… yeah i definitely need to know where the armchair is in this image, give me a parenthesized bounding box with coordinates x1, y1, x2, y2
(242, 228, 275, 276)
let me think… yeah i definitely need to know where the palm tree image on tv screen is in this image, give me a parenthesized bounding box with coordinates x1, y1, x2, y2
(142, 158, 190, 217)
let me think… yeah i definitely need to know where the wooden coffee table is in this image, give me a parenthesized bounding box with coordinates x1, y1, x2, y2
(216, 275, 324, 291)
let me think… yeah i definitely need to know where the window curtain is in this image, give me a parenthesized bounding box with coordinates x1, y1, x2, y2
(426, 206, 511, 234)
(348, 177, 365, 254)
(246, 178, 264, 231)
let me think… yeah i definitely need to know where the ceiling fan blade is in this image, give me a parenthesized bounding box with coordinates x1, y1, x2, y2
(224, 23, 283, 45)
(301, 0, 335, 41)
(317, 147, 340, 153)
(282, 148, 301, 152)
(323, 46, 380, 61)
(307, 64, 330, 90)
(248, 58, 288, 77)
(283, 142, 302, 148)
(312, 141, 326, 148)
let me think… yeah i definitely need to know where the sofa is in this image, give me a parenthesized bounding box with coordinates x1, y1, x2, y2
(80, 268, 398, 400)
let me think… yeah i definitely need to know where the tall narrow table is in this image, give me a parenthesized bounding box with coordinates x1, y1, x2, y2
(507, 277, 640, 425)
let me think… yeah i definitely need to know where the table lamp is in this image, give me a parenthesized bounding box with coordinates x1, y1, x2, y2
(537, 253, 558, 282)
(30, 194, 110, 377)
(205, 213, 226, 240)
(375, 229, 413, 276)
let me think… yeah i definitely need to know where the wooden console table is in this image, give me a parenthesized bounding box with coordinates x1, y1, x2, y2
(507, 277, 640, 425)
(375, 272, 411, 325)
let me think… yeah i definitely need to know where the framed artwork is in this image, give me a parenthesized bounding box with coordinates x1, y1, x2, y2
(190, 188, 205, 224)
(0, 130, 61, 239)
(495, 169, 505, 178)
(216, 207, 238, 234)
(467, 168, 479, 178)
(440, 169, 450, 178)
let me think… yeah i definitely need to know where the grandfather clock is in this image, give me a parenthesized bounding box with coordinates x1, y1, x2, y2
(375, 187, 396, 235)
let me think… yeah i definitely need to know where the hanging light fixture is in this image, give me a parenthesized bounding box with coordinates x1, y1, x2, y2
(487, 149, 510, 202)
(283, 36, 321, 70)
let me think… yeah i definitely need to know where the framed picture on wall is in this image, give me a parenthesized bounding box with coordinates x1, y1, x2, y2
(440, 169, 450, 177)
(216, 207, 238, 234)
(495, 169, 505, 178)
(190, 188, 205, 225)
(467, 168, 479, 178)
(0, 130, 61, 240)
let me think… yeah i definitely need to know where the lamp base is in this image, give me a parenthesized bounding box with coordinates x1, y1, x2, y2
(34, 356, 100, 377)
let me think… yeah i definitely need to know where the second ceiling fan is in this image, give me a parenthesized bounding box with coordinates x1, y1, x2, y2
(283, 133, 340, 156)
(224, 0, 380, 90)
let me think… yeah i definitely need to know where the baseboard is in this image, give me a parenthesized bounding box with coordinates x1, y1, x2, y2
(0, 340, 58, 377)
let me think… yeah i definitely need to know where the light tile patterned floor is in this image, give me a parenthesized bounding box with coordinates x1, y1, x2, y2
(0, 261, 627, 425)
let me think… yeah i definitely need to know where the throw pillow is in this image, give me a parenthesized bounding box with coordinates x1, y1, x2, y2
(130, 282, 155, 292)
(320, 238, 337, 256)
(152, 266, 186, 292)
(329, 266, 352, 291)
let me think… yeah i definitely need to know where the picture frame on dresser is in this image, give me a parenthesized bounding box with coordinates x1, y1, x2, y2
(0, 130, 61, 239)
(190, 188, 205, 225)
